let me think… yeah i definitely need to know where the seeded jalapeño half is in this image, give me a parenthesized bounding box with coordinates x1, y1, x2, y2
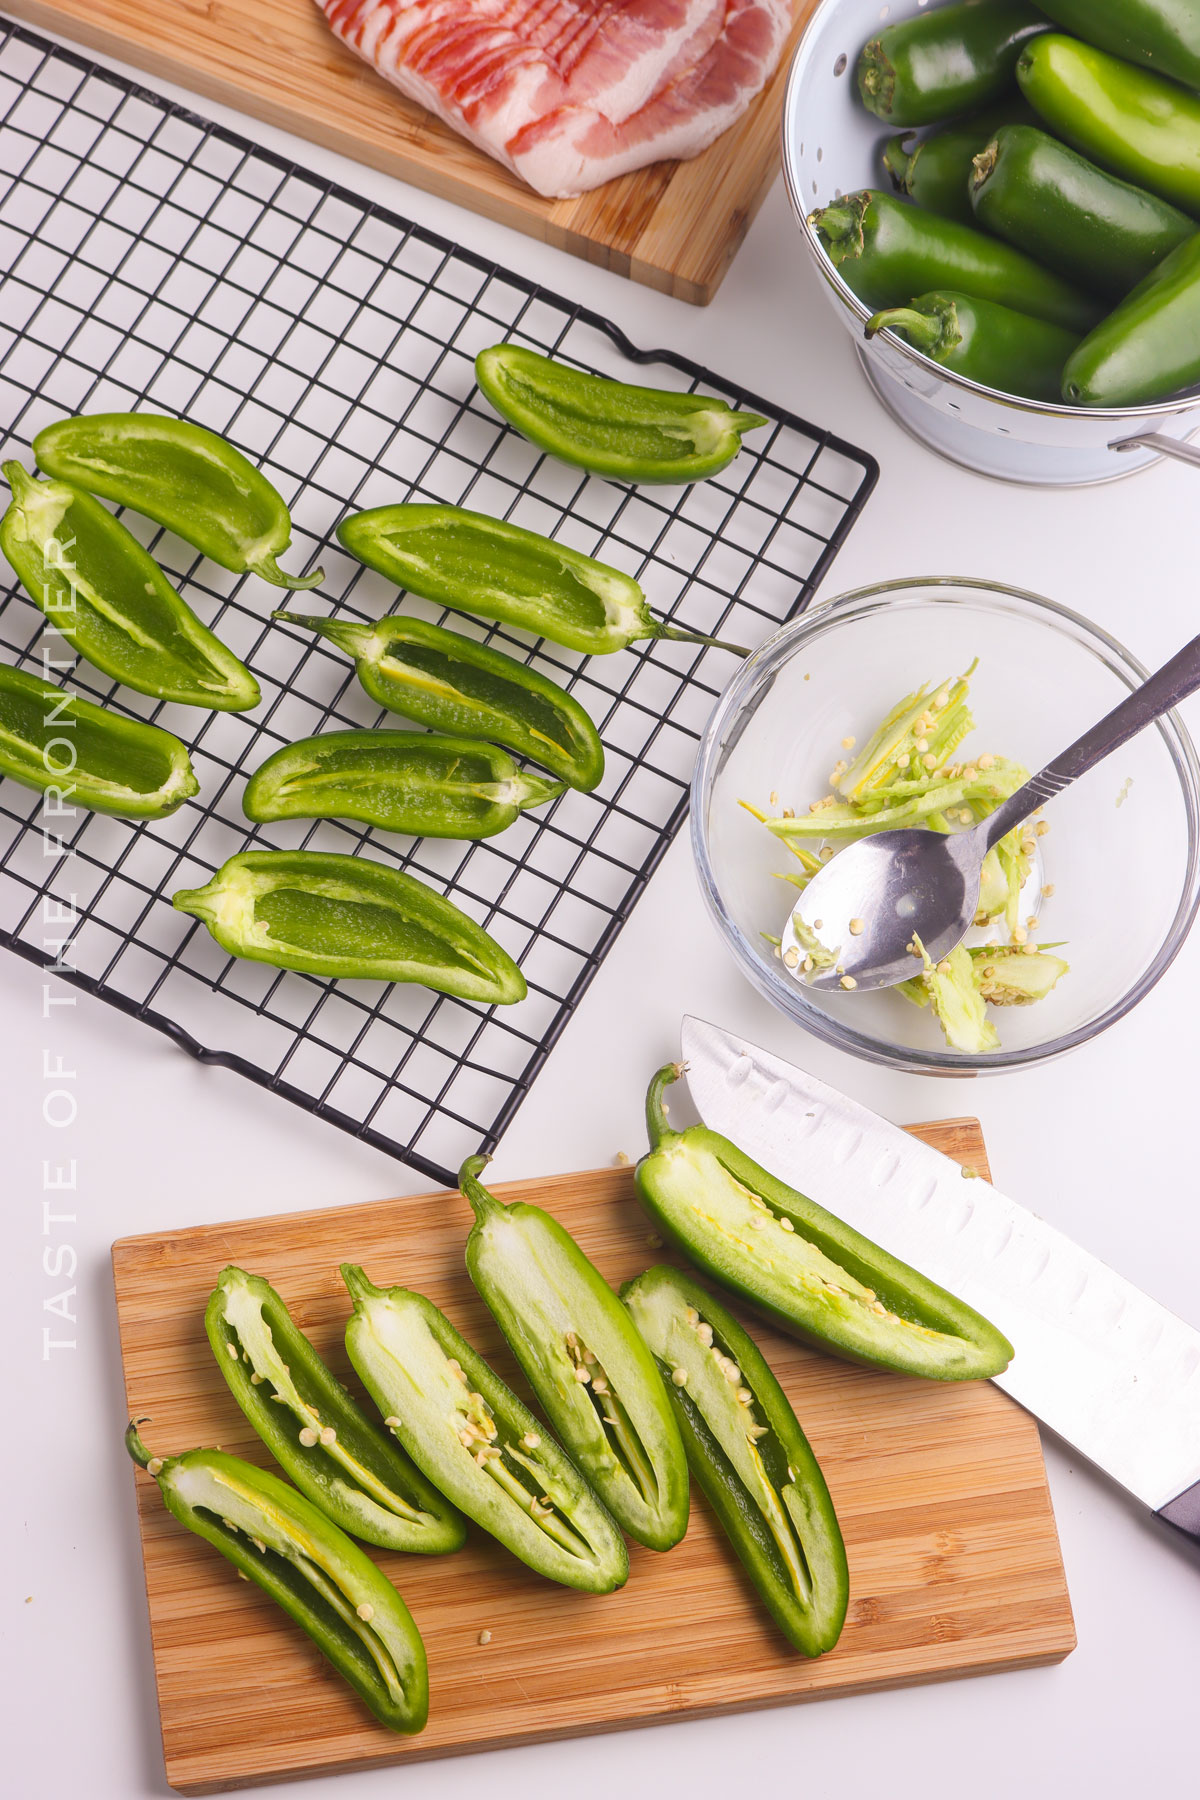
(460, 1156, 689, 1551)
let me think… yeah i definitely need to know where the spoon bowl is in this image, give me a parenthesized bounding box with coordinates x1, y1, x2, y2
(781, 828, 983, 992)
(781, 625, 1200, 995)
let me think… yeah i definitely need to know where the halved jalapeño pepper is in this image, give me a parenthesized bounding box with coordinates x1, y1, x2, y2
(623, 1266, 847, 1657)
(34, 413, 321, 589)
(636, 1065, 1013, 1381)
(474, 345, 767, 486)
(0, 660, 198, 818)
(173, 850, 526, 1004)
(342, 1268, 629, 1594)
(244, 730, 564, 839)
(125, 1421, 428, 1733)
(206, 1266, 465, 1554)
(337, 504, 746, 657)
(272, 611, 604, 792)
(459, 1156, 689, 1551)
(1, 464, 260, 712)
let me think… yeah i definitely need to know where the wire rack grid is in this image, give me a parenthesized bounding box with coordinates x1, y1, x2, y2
(0, 18, 878, 1186)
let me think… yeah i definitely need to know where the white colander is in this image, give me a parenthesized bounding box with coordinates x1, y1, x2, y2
(782, 0, 1200, 484)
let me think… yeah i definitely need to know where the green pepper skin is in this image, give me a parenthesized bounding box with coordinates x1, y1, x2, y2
(474, 345, 767, 486)
(1018, 34, 1200, 217)
(635, 1065, 1013, 1381)
(337, 504, 747, 658)
(883, 100, 1035, 225)
(857, 0, 1048, 128)
(971, 123, 1196, 297)
(125, 1421, 428, 1733)
(0, 660, 198, 818)
(341, 1268, 629, 1594)
(866, 290, 1080, 400)
(459, 1157, 689, 1552)
(243, 730, 564, 839)
(1035, 0, 1200, 94)
(34, 413, 321, 589)
(623, 1267, 847, 1657)
(206, 1267, 466, 1554)
(271, 611, 604, 793)
(1061, 231, 1200, 404)
(172, 850, 526, 1004)
(1, 464, 260, 712)
(809, 190, 1101, 332)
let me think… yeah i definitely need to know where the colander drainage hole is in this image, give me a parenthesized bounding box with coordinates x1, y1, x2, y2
(817, 146, 823, 161)
(834, 53, 847, 74)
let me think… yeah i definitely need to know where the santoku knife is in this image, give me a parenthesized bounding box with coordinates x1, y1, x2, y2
(681, 1016, 1200, 1544)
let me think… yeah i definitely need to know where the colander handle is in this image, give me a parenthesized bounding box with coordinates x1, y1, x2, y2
(1111, 432, 1200, 471)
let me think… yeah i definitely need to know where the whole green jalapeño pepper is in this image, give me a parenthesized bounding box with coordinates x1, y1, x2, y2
(125, 1420, 428, 1733)
(337, 504, 748, 658)
(809, 190, 1100, 332)
(857, 0, 1048, 128)
(1, 464, 260, 712)
(623, 1266, 848, 1657)
(458, 1157, 689, 1552)
(635, 1065, 1013, 1381)
(34, 413, 322, 589)
(1061, 232, 1200, 405)
(883, 100, 1034, 225)
(1018, 34, 1200, 217)
(474, 345, 768, 485)
(1034, 0, 1200, 94)
(271, 612, 604, 793)
(0, 660, 198, 818)
(243, 731, 564, 839)
(866, 291, 1080, 400)
(173, 850, 526, 1004)
(971, 124, 1195, 297)
(206, 1267, 466, 1554)
(341, 1268, 629, 1594)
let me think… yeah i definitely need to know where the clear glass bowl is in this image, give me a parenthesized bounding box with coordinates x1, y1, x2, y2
(691, 577, 1200, 1074)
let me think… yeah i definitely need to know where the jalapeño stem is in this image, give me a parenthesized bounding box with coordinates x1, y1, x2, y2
(650, 614, 750, 656)
(645, 1061, 684, 1150)
(866, 305, 946, 353)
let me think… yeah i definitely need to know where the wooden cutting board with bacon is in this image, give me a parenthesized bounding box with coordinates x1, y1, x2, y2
(8, 0, 815, 302)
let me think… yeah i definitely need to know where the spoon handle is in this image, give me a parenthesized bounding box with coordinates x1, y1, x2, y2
(983, 631, 1200, 851)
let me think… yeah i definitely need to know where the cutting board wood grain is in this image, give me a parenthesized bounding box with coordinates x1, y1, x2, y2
(112, 1116, 1075, 1795)
(8, 0, 815, 303)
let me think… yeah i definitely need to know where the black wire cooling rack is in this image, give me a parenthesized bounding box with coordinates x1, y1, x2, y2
(0, 18, 878, 1186)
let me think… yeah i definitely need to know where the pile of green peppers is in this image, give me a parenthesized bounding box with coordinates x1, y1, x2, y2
(127, 1071, 1013, 1727)
(828, 0, 1200, 406)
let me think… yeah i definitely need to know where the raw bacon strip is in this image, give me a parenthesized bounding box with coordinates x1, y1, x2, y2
(317, 0, 794, 197)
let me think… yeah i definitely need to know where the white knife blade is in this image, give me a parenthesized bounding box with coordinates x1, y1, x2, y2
(681, 1016, 1200, 1528)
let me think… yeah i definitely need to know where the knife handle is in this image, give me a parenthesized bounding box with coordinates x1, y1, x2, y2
(1158, 1479, 1200, 1543)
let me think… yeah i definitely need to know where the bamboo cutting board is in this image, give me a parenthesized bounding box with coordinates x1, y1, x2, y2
(112, 1118, 1075, 1795)
(8, 0, 814, 303)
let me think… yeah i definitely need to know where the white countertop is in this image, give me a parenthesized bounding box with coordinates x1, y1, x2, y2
(6, 29, 1200, 1798)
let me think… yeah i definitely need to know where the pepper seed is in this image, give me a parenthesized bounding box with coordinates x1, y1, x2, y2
(319, 1426, 337, 1446)
(146, 1457, 163, 1476)
(356, 1602, 374, 1622)
(225, 1341, 239, 1361)
(299, 1427, 318, 1447)
(478, 1629, 493, 1645)
(671, 1368, 688, 1386)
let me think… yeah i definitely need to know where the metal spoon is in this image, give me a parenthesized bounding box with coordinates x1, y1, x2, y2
(779, 632, 1200, 993)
